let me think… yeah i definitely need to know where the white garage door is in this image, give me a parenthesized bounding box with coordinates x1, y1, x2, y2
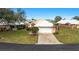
(38, 27, 52, 33)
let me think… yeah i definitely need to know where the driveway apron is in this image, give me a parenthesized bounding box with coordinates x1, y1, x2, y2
(37, 33, 62, 44)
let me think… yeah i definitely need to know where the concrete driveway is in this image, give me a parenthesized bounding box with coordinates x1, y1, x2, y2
(37, 33, 63, 44)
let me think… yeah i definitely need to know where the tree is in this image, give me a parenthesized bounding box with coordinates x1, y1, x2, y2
(73, 16, 79, 20)
(32, 18, 36, 20)
(54, 16, 62, 23)
(0, 8, 15, 23)
(0, 8, 26, 24)
(9, 8, 26, 29)
(15, 8, 26, 22)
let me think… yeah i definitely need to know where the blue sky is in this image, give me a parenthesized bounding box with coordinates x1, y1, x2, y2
(13, 8, 79, 20)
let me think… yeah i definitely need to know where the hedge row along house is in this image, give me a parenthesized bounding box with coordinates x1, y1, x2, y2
(57, 19, 79, 29)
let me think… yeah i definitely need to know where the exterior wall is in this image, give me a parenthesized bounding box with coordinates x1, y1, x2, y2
(58, 24, 79, 29)
(38, 27, 53, 33)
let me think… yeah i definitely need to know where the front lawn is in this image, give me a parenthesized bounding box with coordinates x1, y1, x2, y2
(0, 29, 38, 44)
(1, 28, 79, 44)
(54, 28, 79, 44)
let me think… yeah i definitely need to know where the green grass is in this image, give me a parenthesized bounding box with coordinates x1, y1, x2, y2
(54, 28, 79, 44)
(1, 28, 79, 44)
(0, 29, 37, 44)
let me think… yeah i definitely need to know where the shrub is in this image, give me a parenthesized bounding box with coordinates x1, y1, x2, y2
(26, 27, 39, 35)
(31, 27, 39, 33)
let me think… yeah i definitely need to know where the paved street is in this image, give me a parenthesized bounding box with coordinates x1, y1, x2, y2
(37, 33, 63, 44)
(0, 42, 79, 51)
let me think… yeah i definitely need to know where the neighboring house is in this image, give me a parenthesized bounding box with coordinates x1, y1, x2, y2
(10, 21, 27, 30)
(57, 19, 79, 29)
(0, 18, 29, 31)
(34, 19, 54, 33)
(9, 21, 29, 31)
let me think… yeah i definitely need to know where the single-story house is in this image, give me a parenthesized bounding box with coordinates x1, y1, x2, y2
(34, 19, 54, 33)
(0, 18, 28, 31)
(9, 21, 26, 30)
(57, 19, 79, 29)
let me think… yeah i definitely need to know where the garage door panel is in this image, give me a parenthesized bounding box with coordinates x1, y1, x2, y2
(38, 28, 52, 33)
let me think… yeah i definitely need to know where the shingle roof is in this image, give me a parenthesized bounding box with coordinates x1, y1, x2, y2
(34, 19, 53, 27)
(57, 19, 79, 24)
